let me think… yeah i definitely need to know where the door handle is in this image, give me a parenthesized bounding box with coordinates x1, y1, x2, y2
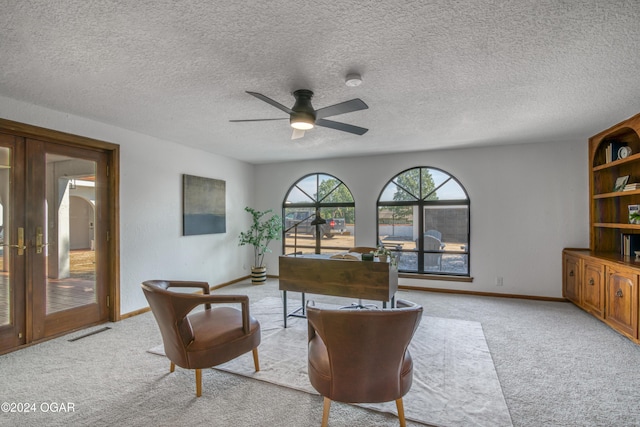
(36, 226, 49, 254)
(6, 227, 26, 256)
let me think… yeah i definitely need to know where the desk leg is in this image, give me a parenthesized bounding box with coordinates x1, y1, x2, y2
(301, 292, 306, 316)
(283, 290, 288, 328)
(382, 295, 396, 309)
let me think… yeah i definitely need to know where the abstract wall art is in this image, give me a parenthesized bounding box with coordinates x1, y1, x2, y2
(183, 174, 226, 235)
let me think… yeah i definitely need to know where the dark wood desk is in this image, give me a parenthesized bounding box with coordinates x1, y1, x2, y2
(278, 255, 398, 327)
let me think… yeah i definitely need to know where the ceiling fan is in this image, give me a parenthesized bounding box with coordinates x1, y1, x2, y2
(230, 89, 369, 139)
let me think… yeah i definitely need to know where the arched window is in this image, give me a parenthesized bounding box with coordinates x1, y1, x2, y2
(282, 173, 355, 255)
(377, 167, 470, 276)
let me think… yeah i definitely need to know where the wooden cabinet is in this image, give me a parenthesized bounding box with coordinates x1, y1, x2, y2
(562, 111, 640, 344)
(582, 260, 605, 318)
(563, 250, 638, 341)
(605, 266, 638, 340)
(563, 253, 581, 304)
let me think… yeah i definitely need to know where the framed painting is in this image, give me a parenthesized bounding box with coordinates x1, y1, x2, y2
(183, 174, 226, 235)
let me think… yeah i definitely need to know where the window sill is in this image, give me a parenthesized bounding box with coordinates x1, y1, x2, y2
(398, 273, 474, 283)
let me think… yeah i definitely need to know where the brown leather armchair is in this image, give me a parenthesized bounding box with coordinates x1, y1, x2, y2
(141, 280, 261, 397)
(307, 300, 422, 427)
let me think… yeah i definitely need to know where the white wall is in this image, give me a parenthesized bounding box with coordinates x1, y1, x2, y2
(0, 96, 255, 314)
(255, 140, 589, 298)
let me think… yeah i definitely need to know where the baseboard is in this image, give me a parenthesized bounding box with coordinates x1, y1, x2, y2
(398, 285, 567, 302)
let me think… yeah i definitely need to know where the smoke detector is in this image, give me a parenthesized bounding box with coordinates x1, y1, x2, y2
(345, 73, 363, 87)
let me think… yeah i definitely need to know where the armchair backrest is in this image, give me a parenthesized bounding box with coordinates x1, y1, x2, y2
(307, 302, 422, 403)
(141, 280, 199, 366)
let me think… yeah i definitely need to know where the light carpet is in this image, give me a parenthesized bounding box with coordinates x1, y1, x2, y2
(149, 297, 512, 427)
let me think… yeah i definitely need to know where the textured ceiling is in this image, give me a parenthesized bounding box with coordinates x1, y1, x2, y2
(1, 0, 639, 164)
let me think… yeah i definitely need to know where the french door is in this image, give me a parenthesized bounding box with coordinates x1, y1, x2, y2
(0, 132, 111, 353)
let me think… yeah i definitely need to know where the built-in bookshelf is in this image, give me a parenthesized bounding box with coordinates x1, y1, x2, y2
(590, 113, 640, 256)
(563, 112, 640, 344)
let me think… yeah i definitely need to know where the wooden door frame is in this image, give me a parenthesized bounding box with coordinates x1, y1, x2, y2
(0, 118, 120, 322)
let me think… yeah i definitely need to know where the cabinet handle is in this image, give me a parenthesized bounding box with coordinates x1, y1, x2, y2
(615, 289, 624, 298)
(569, 270, 574, 277)
(589, 278, 595, 285)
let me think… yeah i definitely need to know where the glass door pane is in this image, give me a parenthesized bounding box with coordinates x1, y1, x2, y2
(0, 147, 11, 326)
(45, 154, 97, 314)
(0, 134, 25, 353)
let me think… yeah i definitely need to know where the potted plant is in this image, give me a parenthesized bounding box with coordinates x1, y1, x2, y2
(238, 207, 283, 284)
(375, 245, 392, 263)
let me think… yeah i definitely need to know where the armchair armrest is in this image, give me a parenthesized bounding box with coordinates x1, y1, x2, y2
(166, 280, 211, 294)
(166, 280, 211, 309)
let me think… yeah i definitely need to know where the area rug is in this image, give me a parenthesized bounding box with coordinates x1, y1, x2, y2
(149, 297, 512, 427)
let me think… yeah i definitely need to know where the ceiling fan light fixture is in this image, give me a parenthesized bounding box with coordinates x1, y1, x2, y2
(232, 89, 368, 137)
(290, 112, 315, 130)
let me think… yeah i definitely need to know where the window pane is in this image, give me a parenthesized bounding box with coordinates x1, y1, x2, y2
(424, 206, 469, 249)
(430, 179, 467, 201)
(421, 168, 440, 200)
(378, 206, 414, 245)
(398, 251, 418, 272)
(295, 175, 318, 202)
(379, 182, 400, 202)
(285, 186, 314, 204)
(283, 208, 320, 255)
(379, 180, 419, 202)
(317, 174, 339, 202)
(422, 251, 469, 274)
(378, 206, 417, 271)
(394, 169, 421, 201)
(318, 207, 353, 252)
(441, 253, 469, 275)
(322, 182, 354, 203)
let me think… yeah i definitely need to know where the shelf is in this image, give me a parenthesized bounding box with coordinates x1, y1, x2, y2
(593, 223, 640, 229)
(593, 189, 640, 199)
(593, 152, 640, 171)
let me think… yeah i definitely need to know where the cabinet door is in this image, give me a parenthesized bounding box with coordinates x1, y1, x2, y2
(563, 254, 581, 304)
(606, 267, 639, 340)
(582, 261, 605, 318)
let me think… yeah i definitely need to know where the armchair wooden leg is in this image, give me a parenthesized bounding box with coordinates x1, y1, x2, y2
(252, 347, 260, 372)
(321, 397, 331, 427)
(395, 398, 406, 427)
(195, 369, 202, 397)
(169, 362, 175, 373)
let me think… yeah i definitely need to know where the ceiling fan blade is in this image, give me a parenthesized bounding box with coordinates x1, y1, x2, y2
(314, 98, 368, 120)
(229, 118, 288, 122)
(315, 119, 368, 135)
(291, 129, 305, 140)
(246, 91, 293, 115)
